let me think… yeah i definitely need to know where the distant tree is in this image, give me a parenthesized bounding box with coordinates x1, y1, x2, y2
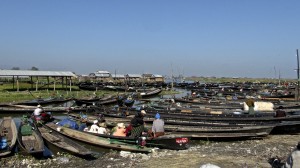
(30, 66, 39, 71)
(11, 67, 20, 70)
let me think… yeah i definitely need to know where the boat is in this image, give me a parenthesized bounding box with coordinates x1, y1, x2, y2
(44, 122, 153, 153)
(67, 112, 271, 141)
(0, 117, 18, 157)
(74, 95, 117, 106)
(74, 98, 100, 106)
(116, 95, 135, 107)
(85, 128, 189, 150)
(17, 116, 44, 156)
(0, 104, 88, 114)
(55, 114, 189, 150)
(162, 124, 274, 133)
(37, 125, 92, 156)
(16, 97, 73, 106)
(169, 131, 270, 140)
(135, 88, 162, 98)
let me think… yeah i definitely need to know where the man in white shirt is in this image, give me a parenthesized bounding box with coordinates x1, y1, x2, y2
(33, 105, 44, 116)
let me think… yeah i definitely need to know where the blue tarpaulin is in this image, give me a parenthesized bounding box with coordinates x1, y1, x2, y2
(57, 118, 79, 130)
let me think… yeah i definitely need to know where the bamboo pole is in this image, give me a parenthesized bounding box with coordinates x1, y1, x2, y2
(297, 49, 299, 101)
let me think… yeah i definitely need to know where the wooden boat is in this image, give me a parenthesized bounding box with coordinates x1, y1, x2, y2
(133, 88, 162, 98)
(90, 108, 300, 127)
(67, 113, 272, 141)
(74, 98, 100, 106)
(0, 117, 18, 157)
(37, 126, 92, 156)
(57, 113, 189, 150)
(163, 124, 274, 134)
(270, 121, 300, 134)
(44, 122, 153, 153)
(0, 105, 88, 114)
(169, 131, 270, 140)
(86, 129, 189, 150)
(75, 95, 117, 106)
(135, 88, 162, 98)
(16, 97, 73, 106)
(17, 116, 44, 156)
(95, 97, 118, 106)
(78, 83, 104, 91)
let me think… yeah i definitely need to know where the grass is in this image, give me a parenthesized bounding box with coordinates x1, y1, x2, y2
(0, 83, 115, 103)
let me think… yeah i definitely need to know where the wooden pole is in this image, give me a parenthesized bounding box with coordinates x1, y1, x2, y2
(69, 77, 72, 92)
(13, 76, 15, 90)
(16, 76, 19, 92)
(31, 76, 33, 90)
(36, 77, 38, 91)
(297, 49, 300, 101)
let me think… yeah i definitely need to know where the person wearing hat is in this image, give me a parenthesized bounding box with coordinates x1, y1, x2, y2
(148, 113, 165, 138)
(33, 105, 43, 116)
(32, 104, 51, 123)
(129, 110, 147, 137)
(78, 115, 88, 131)
(89, 120, 107, 134)
(112, 123, 126, 137)
(245, 97, 255, 115)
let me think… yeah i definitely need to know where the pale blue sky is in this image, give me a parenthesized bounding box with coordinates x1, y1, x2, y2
(0, 0, 299, 78)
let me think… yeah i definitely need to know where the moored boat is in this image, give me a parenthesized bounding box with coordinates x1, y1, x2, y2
(17, 116, 44, 156)
(45, 122, 153, 153)
(37, 125, 92, 156)
(0, 117, 18, 157)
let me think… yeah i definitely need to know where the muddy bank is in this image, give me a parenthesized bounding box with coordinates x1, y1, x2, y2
(1, 134, 299, 168)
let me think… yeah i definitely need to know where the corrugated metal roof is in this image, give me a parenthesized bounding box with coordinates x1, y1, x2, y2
(112, 74, 125, 78)
(153, 74, 163, 78)
(0, 70, 77, 77)
(96, 70, 110, 74)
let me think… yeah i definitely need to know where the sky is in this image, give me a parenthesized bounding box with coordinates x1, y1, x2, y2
(0, 0, 299, 79)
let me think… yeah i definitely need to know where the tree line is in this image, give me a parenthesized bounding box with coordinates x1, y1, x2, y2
(11, 67, 39, 71)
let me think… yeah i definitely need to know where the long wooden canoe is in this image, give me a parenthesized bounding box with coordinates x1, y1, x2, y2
(45, 122, 153, 153)
(17, 118, 44, 156)
(38, 126, 92, 156)
(0, 117, 18, 157)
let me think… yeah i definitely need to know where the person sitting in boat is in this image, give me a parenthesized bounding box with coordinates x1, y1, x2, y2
(112, 123, 126, 137)
(274, 106, 286, 118)
(245, 97, 255, 115)
(32, 105, 52, 123)
(129, 110, 147, 137)
(78, 115, 88, 131)
(88, 120, 107, 134)
(148, 113, 165, 138)
(33, 105, 44, 117)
